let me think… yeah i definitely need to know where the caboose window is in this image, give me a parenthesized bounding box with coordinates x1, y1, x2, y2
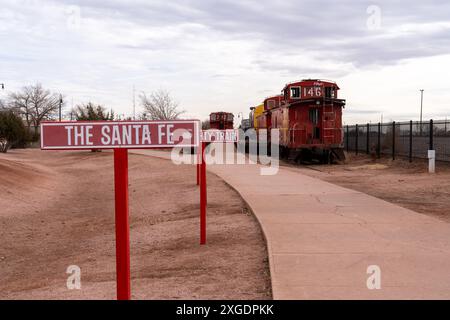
(309, 108, 319, 125)
(325, 87, 335, 98)
(211, 114, 216, 121)
(227, 114, 233, 121)
(290, 87, 301, 99)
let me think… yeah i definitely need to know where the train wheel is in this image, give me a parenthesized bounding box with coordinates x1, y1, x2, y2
(278, 146, 287, 159)
(297, 149, 312, 164)
(321, 150, 331, 164)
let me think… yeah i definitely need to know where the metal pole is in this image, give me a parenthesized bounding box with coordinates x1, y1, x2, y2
(409, 120, 413, 163)
(377, 122, 381, 158)
(392, 121, 396, 160)
(420, 89, 424, 136)
(355, 124, 359, 155)
(59, 94, 63, 122)
(113, 149, 131, 300)
(200, 142, 207, 245)
(366, 123, 370, 155)
(196, 146, 200, 186)
(346, 125, 349, 152)
(429, 119, 434, 150)
(133, 85, 136, 120)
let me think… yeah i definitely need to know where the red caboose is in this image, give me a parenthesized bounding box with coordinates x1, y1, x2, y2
(255, 79, 346, 162)
(262, 95, 282, 136)
(209, 112, 234, 130)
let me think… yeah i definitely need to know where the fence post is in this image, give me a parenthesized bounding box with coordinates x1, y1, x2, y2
(346, 125, 349, 152)
(366, 123, 370, 154)
(355, 124, 359, 155)
(392, 121, 396, 160)
(409, 120, 413, 163)
(429, 119, 434, 150)
(377, 122, 381, 158)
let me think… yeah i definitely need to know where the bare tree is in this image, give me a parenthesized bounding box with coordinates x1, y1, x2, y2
(8, 83, 61, 134)
(140, 89, 184, 120)
(8, 88, 32, 129)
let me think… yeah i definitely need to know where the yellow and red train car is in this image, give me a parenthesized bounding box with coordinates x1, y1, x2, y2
(252, 79, 346, 163)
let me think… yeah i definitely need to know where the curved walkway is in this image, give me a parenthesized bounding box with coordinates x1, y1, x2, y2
(133, 150, 450, 299)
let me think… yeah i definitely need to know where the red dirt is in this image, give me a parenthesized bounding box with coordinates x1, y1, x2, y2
(0, 149, 271, 300)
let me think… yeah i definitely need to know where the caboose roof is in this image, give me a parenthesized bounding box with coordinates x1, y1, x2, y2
(209, 112, 233, 116)
(263, 94, 282, 102)
(283, 79, 340, 90)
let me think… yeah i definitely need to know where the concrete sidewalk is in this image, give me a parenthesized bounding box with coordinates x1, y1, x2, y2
(132, 150, 450, 299)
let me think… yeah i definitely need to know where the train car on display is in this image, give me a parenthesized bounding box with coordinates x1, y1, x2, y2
(259, 95, 283, 139)
(209, 112, 234, 130)
(249, 104, 264, 130)
(251, 79, 346, 163)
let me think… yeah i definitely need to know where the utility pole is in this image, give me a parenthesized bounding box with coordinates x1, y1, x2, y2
(133, 85, 136, 120)
(420, 89, 424, 136)
(59, 94, 63, 122)
(0, 84, 4, 108)
(71, 97, 74, 120)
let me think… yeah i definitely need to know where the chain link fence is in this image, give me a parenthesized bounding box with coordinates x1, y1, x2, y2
(344, 120, 450, 162)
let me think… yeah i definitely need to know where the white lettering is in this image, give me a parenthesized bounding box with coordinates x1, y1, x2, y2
(122, 125, 132, 145)
(158, 125, 166, 144)
(132, 125, 141, 144)
(65, 126, 74, 146)
(74, 126, 84, 146)
(142, 125, 151, 145)
(111, 126, 121, 145)
(86, 126, 93, 145)
(166, 124, 174, 144)
(101, 126, 111, 145)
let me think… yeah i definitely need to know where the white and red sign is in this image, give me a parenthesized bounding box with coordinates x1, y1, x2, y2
(201, 129, 239, 143)
(41, 120, 200, 150)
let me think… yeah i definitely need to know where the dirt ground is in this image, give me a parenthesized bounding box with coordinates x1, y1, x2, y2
(288, 153, 450, 223)
(0, 149, 271, 300)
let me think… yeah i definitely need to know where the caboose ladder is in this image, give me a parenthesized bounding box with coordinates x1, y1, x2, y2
(322, 103, 336, 144)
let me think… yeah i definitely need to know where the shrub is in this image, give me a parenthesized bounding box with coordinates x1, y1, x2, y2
(0, 111, 28, 152)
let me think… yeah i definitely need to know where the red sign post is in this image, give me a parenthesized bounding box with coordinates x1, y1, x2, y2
(113, 148, 131, 300)
(41, 120, 199, 300)
(197, 129, 239, 245)
(200, 142, 207, 245)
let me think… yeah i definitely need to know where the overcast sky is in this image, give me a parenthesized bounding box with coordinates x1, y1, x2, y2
(1, 0, 449, 124)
